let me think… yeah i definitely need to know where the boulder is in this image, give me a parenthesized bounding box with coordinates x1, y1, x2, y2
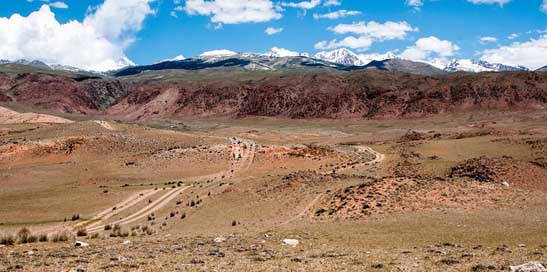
(510, 262, 547, 272)
(282, 239, 299, 247)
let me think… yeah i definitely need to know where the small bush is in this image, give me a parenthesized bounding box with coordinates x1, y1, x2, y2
(71, 214, 80, 221)
(16, 227, 36, 244)
(231, 220, 237, 226)
(0, 234, 15, 246)
(110, 224, 128, 237)
(38, 233, 48, 242)
(90, 233, 100, 239)
(51, 231, 70, 243)
(76, 228, 87, 237)
(104, 224, 112, 231)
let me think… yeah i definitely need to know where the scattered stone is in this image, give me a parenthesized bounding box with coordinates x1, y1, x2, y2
(502, 181, 510, 187)
(371, 263, 384, 269)
(75, 241, 89, 247)
(214, 237, 226, 243)
(282, 239, 299, 247)
(122, 240, 131, 245)
(510, 262, 547, 272)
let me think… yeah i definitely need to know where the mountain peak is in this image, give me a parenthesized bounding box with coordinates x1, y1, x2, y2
(444, 59, 528, 72)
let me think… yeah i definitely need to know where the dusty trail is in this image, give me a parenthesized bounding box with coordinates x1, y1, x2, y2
(88, 186, 191, 234)
(280, 194, 324, 226)
(73, 189, 159, 231)
(284, 146, 385, 225)
(69, 136, 256, 235)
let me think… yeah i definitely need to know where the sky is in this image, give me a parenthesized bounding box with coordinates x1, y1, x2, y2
(1, 0, 547, 71)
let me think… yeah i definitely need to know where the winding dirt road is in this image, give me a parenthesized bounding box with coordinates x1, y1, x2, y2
(283, 145, 385, 225)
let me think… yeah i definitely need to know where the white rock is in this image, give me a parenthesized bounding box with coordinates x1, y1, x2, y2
(214, 237, 226, 243)
(75, 241, 89, 247)
(282, 239, 300, 247)
(502, 181, 510, 187)
(510, 262, 547, 272)
(122, 240, 131, 245)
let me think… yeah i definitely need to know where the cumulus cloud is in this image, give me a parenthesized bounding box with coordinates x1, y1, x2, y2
(401, 36, 460, 61)
(265, 27, 283, 35)
(315, 21, 418, 51)
(184, 0, 282, 24)
(313, 10, 361, 20)
(406, 0, 423, 8)
(507, 33, 519, 40)
(542, 0, 547, 13)
(0, 0, 157, 71)
(323, 0, 341, 7)
(466, 0, 511, 5)
(480, 36, 497, 43)
(481, 35, 547, 70)
(281, 0, 321, 9)
(49, 2, 68, 9)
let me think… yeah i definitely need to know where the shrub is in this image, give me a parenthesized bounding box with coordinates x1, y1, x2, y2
(104, 224, 112, 231)
(51, 231, 70, 243)
(110, 224, 128, 237)
(90, 233, 100, 239)
(16, 227, 36, 244)
(76, 228, 87, 237)
(0, 234, 15, 246)
(71, 214, 80, 221)
(38, 234, 48, 242)
(231, 220, 237, 226)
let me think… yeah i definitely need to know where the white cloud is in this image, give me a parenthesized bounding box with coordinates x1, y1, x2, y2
(466, 0, 511, 5)
(83, 0, 156, 42)
(265, 27, 283, 35)
(330, 21, 418, 40)
(315, 36, 373, 50)
(401, 36, 460, 61)
(313, 10, 361, 20)
(315, 21, 417, 51)
(281, 0, 321, 9)
(323, 0, 341, 7)
(406, 0, 423, 8)
(480, 35, 547, 70)
(184, 0, 282, 24)
(49, 1, 68, 9)
(507, 33, 519, 40)
(542, 0, 547, 13)
(480, 36, 497, 43)
(0, 0, 157, 71)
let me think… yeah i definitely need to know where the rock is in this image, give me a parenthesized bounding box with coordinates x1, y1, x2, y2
(122, 240, 131, 245)
(282, 239, 299, 247)
(502, 181, 510, 187)
(213, 237, 226, 243)
(75, 241, 89, 247)
(510, 262, 547, 272)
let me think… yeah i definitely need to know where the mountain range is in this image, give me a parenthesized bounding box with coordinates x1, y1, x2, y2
(0, 48, 542, 76)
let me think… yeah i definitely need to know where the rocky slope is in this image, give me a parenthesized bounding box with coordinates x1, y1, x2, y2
(0, 70, 546, 120)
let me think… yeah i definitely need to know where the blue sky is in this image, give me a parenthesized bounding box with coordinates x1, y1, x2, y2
(1, 0, 547, 70)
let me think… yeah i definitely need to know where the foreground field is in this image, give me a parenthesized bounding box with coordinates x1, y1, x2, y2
(0, 109, 546, 271)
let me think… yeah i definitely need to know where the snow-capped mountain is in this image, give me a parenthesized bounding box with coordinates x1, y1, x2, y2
(314, 48, 397, 67)
(444, 59, 528, 72)
(264, 47, 309, 58)
(199, 50, 237, 58)
(0, 59, 83, 72)
(314, 48, 368, 66)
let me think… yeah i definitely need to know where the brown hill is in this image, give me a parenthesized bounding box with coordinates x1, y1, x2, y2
(1, 70, 546, 120)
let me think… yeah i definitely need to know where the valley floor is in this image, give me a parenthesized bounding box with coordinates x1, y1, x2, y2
(0, 110, 546, 271)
